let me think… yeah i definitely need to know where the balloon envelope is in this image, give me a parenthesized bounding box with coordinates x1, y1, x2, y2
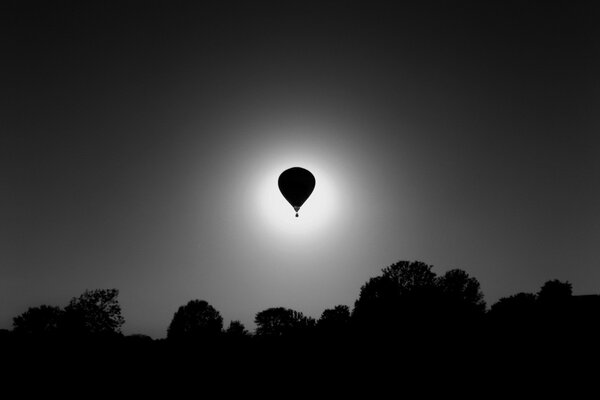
(278, 167, 316, 217)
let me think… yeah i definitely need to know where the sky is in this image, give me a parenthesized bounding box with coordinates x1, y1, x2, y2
(1, 1, 598, 338)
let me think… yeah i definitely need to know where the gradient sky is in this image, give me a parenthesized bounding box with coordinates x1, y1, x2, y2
(2, 1, 598, 338)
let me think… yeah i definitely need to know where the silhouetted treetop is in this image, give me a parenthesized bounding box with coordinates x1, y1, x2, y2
(7, 258, 600, 361)
(437, 268, 486, 315)
(63, 288, 124, 336)
(167, 300, 223, 341)
(352, 260, 440, 335)
(255, 307, 315, 337)
(353, 261, 435, 318)
(381, 260, 437, 295)
(488, 292, 537, 320)
(352, 261, 487, 336)
(318, 305, 351, 332)
(226, 320, 249, 337)
(13, 305, 63, 336)
(537, 279, 572, 304)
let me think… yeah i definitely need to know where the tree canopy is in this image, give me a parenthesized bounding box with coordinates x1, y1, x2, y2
(13, 305, 63, 336)
(5, 261, 598, 356)
(317, 305, 351, 335)
(225, 320, 249, 338)
(255, 307, 315, 337)
(352, 261, 485, 335)
(437, 268, 486, 318)
(537, 279, 573, 304)
(167, 300, 223, 341)
(63, 288, 125, 337)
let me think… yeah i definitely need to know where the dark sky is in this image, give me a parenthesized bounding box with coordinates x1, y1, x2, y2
(2, 1, 598, 338)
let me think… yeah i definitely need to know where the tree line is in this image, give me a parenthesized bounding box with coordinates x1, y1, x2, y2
(5, 260, 599, 346)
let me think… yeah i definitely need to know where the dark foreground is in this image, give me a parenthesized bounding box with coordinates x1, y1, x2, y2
(2, 329, 598, 396)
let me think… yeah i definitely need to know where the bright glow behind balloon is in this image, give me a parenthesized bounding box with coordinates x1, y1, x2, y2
(256, 161, 340, 238)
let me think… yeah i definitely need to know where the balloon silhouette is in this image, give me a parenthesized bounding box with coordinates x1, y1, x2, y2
(278, 167, 316, 217)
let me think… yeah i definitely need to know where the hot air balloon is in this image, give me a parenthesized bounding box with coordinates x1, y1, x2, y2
(278, 167, 316, 217)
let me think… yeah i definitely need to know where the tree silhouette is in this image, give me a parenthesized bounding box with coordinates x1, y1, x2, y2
(167, 300, 223, 341)
(225, 320, 249, 338)
(352, 261, 438, 334)
(7, 257, 600, 370)
(487, 292, 538, 334)
(255, 307, 315, 337)
(62, 288, 125, 337)
(12, 305, 63, 337)
(536, 279, 573, 333)
(380, 260, 437, 294)
(537, 279, 572, 305)
(317, 305, 350, 336)
(489, 292, 537, 316)
(436, 269, 486, 321)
